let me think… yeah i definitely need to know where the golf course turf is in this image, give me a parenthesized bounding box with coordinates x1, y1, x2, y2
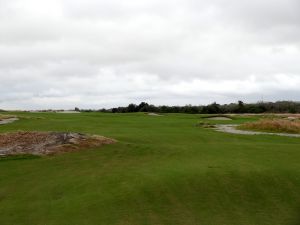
(0, 112, 299, 225)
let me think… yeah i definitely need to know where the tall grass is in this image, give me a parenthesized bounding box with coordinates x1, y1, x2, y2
(239, 119, 300, 134)
(0, 114, 15, 120)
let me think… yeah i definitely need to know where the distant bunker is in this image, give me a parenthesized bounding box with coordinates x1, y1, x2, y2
(56, 111, 81, 114)
(0, 117, 18, 125)
(147, 113, 162, 116)
(0, 132, 116, 156)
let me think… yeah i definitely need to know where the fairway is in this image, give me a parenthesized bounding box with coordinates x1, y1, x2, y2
(0, 112, 300, 225)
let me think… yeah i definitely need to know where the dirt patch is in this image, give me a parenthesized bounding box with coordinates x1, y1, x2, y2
(0, 132, 116, 156)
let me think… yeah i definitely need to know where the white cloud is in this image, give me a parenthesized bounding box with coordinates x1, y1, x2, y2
(0, 0, 299, 109)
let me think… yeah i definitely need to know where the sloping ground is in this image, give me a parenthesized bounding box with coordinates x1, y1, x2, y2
(0, 132, 116, 156)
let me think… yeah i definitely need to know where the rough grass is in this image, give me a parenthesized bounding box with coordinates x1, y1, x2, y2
(0, 114, 15, 120)
(0, 112, 300, 225)
(239, 119, 300, 134)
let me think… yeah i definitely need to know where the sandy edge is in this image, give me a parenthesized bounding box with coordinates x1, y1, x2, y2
(214, 124, 300, 137)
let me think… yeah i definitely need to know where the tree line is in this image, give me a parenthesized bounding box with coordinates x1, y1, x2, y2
(78, 101, 300, 114)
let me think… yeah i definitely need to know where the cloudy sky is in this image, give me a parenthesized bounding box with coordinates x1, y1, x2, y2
(0, 0, 299, 109)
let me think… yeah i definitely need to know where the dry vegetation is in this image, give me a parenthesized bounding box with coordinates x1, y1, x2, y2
(0, 132, 116, 156)
(0, 114, 15, 120)
(239, 119, 300, 134)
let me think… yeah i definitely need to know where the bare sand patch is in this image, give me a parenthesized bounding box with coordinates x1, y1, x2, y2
(56, 111, 81, 114)
(147, 113, 162, 116)
(0, 132, 116, 156)
(0, 117, 18, 125)
(214, 124, 300, 137)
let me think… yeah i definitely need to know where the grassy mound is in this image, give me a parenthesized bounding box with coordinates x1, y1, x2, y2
(239, 119, 300, 134)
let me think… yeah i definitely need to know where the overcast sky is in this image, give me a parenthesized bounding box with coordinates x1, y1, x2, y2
(0, 0, 299, 109)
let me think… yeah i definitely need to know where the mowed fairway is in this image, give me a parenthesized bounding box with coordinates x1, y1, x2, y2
(0, 112, 300, 225)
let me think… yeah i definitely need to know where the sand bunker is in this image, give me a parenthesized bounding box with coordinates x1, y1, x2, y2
(56, 111, 81, 114)
(0, 117, 18, 125)
(147, 113, 162, 116)
(0, 132, 116, 156)
(214, 124, 300, 138)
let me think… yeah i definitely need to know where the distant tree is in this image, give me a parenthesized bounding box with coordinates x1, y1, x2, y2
(137, 102, 149, 112)
(203, 102, 222, 114)
(74, 107, 80, 112)
(160, 105, 169, 113)
(237, 100, 245, 113)
(147, 104, 158, 112)
(100, 100, 300, 114)
(127, 104, 137, 112)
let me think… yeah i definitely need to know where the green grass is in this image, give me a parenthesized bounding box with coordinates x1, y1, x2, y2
(0, 112, 300, 225)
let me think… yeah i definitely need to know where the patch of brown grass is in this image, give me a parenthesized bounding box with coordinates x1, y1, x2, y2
(239, 119, 300, 134)
(0, 114, 15, 120)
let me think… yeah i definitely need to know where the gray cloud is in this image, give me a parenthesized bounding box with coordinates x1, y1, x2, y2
(0, 0, 299, 109)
